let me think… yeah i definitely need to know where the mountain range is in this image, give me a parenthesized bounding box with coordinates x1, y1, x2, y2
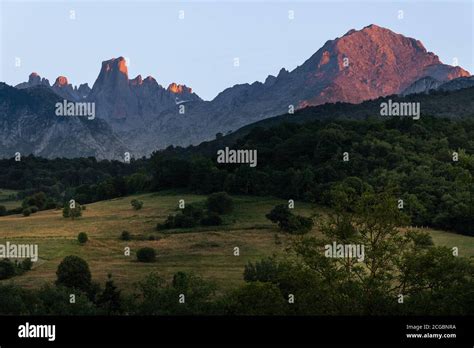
(4, 24, 472, 159)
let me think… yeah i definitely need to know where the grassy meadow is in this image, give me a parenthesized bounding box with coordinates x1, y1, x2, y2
(0, 191, 472, 293)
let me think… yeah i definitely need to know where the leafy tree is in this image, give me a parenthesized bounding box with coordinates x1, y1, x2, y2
(130, 199, 143, 210)
(77, 232, 88, 244)
(97, 274, 122, 315)
(207, 192, 234, 214)
(0, 259, 16, 280)
(120, 231, 131, 241)
(63, 203, 82, 220)
(56, 256, 92, 293)
(136, 247, 156, 263)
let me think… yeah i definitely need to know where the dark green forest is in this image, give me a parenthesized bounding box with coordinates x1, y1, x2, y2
(0, 115, 472, 235)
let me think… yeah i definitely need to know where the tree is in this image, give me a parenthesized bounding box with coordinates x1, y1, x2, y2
(225, 282, 287, 315)
(56, 256, 92, 293)
(0, 259, 16, 280)
(120, 231, 131, 241)
(63, 203, 82, 220)
(77, 232, 88, 244)
(131, 199, 143, 210)
(207, 192, 234, 214)
(0, 205, 6, 216)
(266, 204, 313, 234)
(97, 274, 122, 315)
(136, 247, 156, 263)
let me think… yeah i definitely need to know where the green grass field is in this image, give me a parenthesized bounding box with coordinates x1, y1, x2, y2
(0, 192, 472, 293)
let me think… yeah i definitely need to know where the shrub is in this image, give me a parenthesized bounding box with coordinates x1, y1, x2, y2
(78, 232, 88, 244)
(22, 208, 31, 217)
(131, 199, 143, 210)
(136, 247, 156, 263)
(207, 192, 234, 214)
(63, 204, 82, 220)
(244, 258, 281, 283)
(29, 205, 39, 214)
(266, 205, 313, 234)
(120, 231, 131, 241)
(174, 213, 197, 228)
(0, 259, 16, 280)
(21, 258, 33, 271)
(266, 205, 291, 224)
(282, 215, 313, 235)
(0, 205, 7, 216)
(182, 204, 205, 221)
(200, 212, 223, 226)
(56, 256, 92, 292)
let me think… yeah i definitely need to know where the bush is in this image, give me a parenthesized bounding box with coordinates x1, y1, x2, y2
(0, 259, 16, 280)
(29, 205, 39, 214)
(22, 208, 31, 217)
(266, 205, 291, 224)
(244, 258, 281, 283)
(131, 199, 143, 210)
(136, 247, 156, 263)
(63, 204, 82, 220)
(120, 231, 131, 241)
(174, 213, 197, 228)
(0, 205, 7, 216)
(78, 232, 88, 244)
(182, 204, 205, 221)
(56, 256, 92, 292)
(200, 212, 223, 226)
(21, 258, 33, 271)
(207, 192, 234, 215)
(282, 215, 313, 235)
(266, 205, 313, 234)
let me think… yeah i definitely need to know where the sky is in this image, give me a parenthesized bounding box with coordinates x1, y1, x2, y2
(0, 0, 473, 101)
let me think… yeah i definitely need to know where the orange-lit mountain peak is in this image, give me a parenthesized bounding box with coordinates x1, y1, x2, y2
(101, 57, 129, 78)
(117, 57, 128, 76)
(30, 72, 39, 78)
(54, 76, 69, 87)
(168, 83, 191, 94)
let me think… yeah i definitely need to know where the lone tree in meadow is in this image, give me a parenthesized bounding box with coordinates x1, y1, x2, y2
(56, 255, 92, 292)
(206, 192, 234, 215)
(63, 202, 82, 220)
(131, 199, 144, 210)
(77, 232, 88, 244)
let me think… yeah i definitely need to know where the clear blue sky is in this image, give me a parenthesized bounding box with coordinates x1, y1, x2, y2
(1, 0, 472, 100)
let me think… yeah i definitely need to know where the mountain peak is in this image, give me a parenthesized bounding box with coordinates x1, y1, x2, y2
(130, 75, 143, 86)
(53, 76, 69, 87)
(102, 56, 129, 78)
(168, 82, 192, 94)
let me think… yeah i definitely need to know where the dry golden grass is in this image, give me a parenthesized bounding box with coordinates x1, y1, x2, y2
(0, 193, 321, 292)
